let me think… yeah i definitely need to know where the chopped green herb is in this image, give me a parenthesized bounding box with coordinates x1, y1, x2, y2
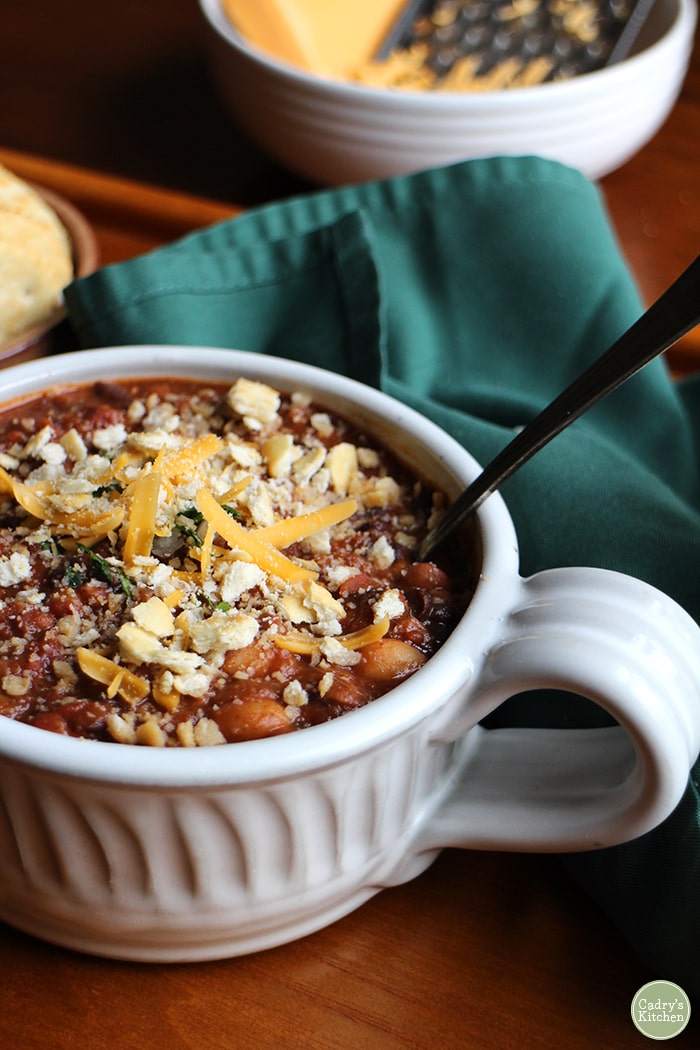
(64, 564, 85, 588)
(174, 507, 205, 547)
(179, 507, 204, 525)
(93, 480, 124, 497)
(114, 566, 134, 601)
(76, 543, 133, 600)
(222, 504, 243, 521)
(174, 522, 203, 547)
(40, 537, 65, 554)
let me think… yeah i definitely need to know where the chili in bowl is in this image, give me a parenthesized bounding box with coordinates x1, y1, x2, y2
(0, 344, 699, 962)
(0, 367, 476, 745)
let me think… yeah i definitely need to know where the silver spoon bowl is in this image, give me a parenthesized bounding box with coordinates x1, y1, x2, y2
(418, 254, 700, 561)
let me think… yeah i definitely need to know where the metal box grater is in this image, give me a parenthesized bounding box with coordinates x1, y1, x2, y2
(374, 0, 656, 86)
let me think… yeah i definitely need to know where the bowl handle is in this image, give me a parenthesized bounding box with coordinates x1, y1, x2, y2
(415, 567, 700, 852)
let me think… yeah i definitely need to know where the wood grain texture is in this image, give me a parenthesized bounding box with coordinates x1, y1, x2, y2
(0, 851, 660, 1050)
(0, 3, 699, 1047)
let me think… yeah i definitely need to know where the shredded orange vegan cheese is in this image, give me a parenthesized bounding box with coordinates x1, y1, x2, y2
(76, 647, 149, 706)
(160, 433, 223, 483)
(196, 487, 317, 583)
(123, 470, 161, 562)
(274, 617, 391, 654)
(253, 498, 358, 548)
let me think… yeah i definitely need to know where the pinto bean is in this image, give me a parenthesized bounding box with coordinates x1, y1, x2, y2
(215, 699, 295, 742)
(222, 641, 304, 681)
(358, 638, 427, 683)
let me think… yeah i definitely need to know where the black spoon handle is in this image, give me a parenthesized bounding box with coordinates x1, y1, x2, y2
(418, 254, 700, 561)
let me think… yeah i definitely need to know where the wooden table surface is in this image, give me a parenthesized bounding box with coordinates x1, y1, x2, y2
(1, 2, 699, 1048)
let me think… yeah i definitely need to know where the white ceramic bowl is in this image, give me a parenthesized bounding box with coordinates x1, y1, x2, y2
(199, 0, 697, 184)
(1, 345, 700, 962)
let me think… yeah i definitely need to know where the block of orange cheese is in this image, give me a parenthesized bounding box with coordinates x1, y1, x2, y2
(222, 0, 407, 78)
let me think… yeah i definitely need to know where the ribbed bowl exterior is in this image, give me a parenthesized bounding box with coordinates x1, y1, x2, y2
(0, 722, 458, 961)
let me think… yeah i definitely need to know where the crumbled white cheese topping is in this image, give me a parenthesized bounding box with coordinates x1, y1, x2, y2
(372, 589, 405, 623)
(0, 551, 31, 586)
(320, 637, 362, 666)
(92, 423, 127, 450)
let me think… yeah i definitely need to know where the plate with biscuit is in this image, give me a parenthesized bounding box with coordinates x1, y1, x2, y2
(0, 164, 98, 366)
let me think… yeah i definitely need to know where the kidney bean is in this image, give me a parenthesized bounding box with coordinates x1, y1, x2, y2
(401, 562, 452, 590)
(390, 614, 434, 651)
(0, 691, 33, 719)
(26, 711, 71, 735)
(319, 667, 376, 708)
(94, 381, 134, 407)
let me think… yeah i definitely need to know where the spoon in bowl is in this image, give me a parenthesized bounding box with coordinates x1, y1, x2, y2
(417, 254, 700, 561)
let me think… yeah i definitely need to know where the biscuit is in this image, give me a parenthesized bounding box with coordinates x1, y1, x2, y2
(0, 166, 73, 343)
(0, 164, 70, 238)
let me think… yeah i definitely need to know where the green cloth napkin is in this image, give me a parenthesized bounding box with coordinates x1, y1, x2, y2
(64, 156, 700, 992)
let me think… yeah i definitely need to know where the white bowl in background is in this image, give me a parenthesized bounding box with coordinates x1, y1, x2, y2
(199, 0, 697, 185)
